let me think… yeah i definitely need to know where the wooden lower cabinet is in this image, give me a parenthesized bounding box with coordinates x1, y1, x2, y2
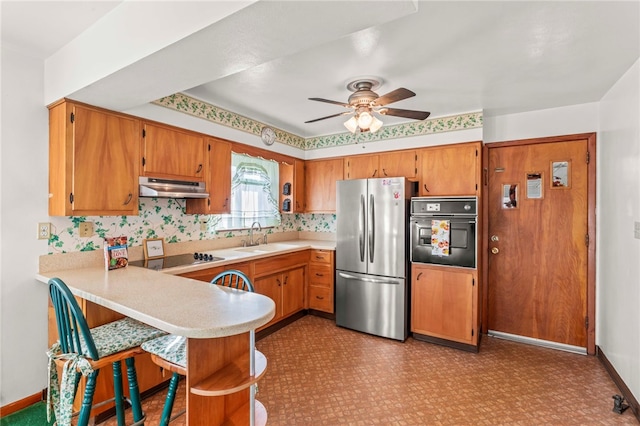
(411, 263, 478, 348)
(254, 266, 305, 330)
(307, 249, 334, 313)
(253, 251, 308, 330)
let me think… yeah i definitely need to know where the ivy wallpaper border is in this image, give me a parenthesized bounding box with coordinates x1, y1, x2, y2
(153, 93, 482, 150)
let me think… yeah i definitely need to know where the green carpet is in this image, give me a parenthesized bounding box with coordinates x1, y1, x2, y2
(1, 402, 55, 426)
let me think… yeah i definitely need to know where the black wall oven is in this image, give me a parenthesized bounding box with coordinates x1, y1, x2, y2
(410, 197, 477, 268)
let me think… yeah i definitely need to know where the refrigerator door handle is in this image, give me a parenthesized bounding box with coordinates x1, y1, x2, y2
(359, 194, 365, 262)
(338, 272, 399, 285)
(369, 193, 375, 263)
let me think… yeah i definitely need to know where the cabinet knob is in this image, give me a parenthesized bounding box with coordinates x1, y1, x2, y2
(382, 169, 388, 176)
(423, 184, 430, 193)
(276, 279, 281, 286)
(123, 193, 133, 205)
(491, 247, 500, 255)
(416, 272, 423, 280)
(491, 235, 499, 242)
(316, 296, 324, 300)
(196, 164, 203, 173)
(372, 169, 378, 177)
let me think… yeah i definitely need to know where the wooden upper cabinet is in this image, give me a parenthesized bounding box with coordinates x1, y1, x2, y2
(418, 142, 480, 196)
(379, 150, 417, 179)
(280, 159, 306, 213)
(48, 100, 140, 216)
(305, 158, 343, 212)
(187, 138, 231, 214)
(141, 122, 206, 181)
(344, 155, 379, 179)
(344, 150, 417, 180)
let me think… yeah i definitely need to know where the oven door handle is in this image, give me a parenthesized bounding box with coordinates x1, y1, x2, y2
(338, 272, 399, 285)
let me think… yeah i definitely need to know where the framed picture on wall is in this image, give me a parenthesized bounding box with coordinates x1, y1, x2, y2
(143, 238, 165, 259)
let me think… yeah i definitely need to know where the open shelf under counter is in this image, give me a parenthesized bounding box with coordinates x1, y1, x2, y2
(191, 350, 267, 397)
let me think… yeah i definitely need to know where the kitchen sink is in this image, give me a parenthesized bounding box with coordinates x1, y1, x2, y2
(234, 243, 299, 254)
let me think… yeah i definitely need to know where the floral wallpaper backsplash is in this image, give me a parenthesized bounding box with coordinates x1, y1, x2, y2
(47, 198, 336, 254)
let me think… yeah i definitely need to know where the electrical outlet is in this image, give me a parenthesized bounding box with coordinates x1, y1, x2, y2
(38, 222, 51, 240)
(200, 219, 208, 232)
(79, 222, 94, 238)
(634, 221, 640, 240)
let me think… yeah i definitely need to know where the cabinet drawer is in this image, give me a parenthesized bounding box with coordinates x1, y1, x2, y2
(308, 286, 333, 313)
(309, 264, 333, 287)
(254, 251, 308, 277)
(310, 249, 333, 264)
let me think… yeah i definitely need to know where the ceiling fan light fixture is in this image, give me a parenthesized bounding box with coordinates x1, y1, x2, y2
(344, 116, 358, 133)
(357, 111, 374, 129)
(369, 115, 383, 133)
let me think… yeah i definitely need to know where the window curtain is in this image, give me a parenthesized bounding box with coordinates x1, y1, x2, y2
(218, 153, 280, 229)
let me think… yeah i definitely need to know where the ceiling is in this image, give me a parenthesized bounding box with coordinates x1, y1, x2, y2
(2, 1, 639, 139)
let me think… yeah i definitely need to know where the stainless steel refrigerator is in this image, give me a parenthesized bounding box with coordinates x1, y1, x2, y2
(335, 177, 413, 341)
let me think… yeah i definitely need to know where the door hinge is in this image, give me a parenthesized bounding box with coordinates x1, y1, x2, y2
(142, 157, 146, 167)
(475, 149, 478, 157)
(471, 329, 475, 337)
(69, 193, 74, 204)
(472, 278, 475, 286)
(208, 144, 211, 151)
(142, 129, 146, 138)
(70, 112, 75, 123)
(585, 316, 589, 329)
(586, 151, 590, 164)
(585, 234, 590, 247)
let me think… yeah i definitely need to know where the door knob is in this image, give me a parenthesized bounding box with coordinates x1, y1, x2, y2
(491, 235, 499, 242)
(491, 247, 499, 254)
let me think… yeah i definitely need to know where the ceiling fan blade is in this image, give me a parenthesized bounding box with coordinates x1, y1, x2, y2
(308, 97, 351, 108)
(374, 88, 416, 106)
(380, 108, 431, 121)
(305, 111, 352, 123)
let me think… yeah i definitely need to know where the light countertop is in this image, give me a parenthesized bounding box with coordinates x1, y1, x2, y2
(37, 266, 276, 338)
(37, 239, 334, 338)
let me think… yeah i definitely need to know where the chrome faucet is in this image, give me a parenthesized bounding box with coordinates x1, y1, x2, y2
(249, 221, 262, 246)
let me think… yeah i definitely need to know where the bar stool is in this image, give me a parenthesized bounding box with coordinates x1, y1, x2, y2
(141, 270, 254, 425)
(47, 277, 167, 426)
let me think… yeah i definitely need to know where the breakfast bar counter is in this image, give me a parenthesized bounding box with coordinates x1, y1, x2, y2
(37, 266, 276, 425)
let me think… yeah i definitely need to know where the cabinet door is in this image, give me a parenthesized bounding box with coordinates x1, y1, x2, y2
(142, 123, 205, 180)
(411, 264, 475, 344)
(419, 143, 479, 196)
(305, 158, 343, 212)
(293, 159, 306, 212)
(72, 106, 140, 215)
(254, 274, 282, 329)
(379, 150, 417, 178)
(282, 267, 305, 317)
(186, 138, 231, 214)
(344, 155, 379, 179)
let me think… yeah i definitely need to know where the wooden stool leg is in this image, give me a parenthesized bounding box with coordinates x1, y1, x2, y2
(125, 357, 145, 423)
(112, 360, 126, 425)
(160, 373, 180, 426)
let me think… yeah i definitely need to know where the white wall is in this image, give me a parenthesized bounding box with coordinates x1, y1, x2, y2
(0, 46, 51, 405)
(484, 62, 640, 403)
(597, 58, 640, 402)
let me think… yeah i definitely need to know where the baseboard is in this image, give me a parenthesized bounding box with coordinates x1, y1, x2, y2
(0, 391, 43, 418)
(597, 345, 640, 421)
(307, 309, 335, 320)
(412, 332, 479, 353)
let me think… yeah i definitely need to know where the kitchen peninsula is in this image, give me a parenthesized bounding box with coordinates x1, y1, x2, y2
(37, 265, 276, 425)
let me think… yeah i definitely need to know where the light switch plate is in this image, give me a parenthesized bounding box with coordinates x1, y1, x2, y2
(79, 222, 94, 238)
(634, 221, 640, 240)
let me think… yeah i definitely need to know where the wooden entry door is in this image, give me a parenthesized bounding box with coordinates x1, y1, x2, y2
(487, 136, 592, 350)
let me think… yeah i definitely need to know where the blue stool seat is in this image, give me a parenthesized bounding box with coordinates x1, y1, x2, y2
(141, 270, 254, 425)
(47, 278, 167, 426)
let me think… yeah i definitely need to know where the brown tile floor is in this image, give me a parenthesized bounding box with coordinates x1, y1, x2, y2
(100, 315, 637, 425)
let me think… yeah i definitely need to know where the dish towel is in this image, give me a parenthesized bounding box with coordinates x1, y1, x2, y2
(431, 220, 451, 256)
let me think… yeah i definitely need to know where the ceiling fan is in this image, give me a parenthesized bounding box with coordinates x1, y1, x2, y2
(305, 79, 431, 133)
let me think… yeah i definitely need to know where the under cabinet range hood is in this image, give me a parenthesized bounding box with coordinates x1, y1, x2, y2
(139, 177, 208, 199)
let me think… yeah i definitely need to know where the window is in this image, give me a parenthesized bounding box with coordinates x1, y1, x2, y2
(217, 152, 281, 230)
